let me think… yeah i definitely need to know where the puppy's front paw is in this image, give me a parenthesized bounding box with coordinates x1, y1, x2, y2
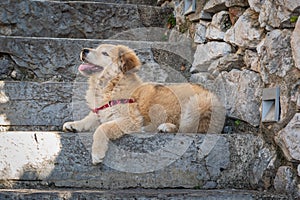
(92, 152, 104, 165)
(158, 123, 178, 133)
(63, 122, 78, 133)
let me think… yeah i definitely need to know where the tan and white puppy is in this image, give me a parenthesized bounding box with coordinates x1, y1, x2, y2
(63, 44, 226, 165)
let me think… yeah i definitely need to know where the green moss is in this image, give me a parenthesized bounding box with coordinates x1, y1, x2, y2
(290, 16, 299, 23)
(193, 185, 202, 189)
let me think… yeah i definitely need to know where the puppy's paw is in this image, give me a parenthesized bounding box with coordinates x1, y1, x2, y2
(157, 123, 178, 133)
(141, 124, 156, 133)
(63, 122, 78, 133)
(92, 152, 104, 165)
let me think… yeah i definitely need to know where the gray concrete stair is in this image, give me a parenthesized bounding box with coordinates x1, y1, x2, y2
(0, 132, 278, 191)
(0, 36, 193, 82)
(0, 0, 172, 39)
(0, 81, 77, 131)
(0, 189, 289, 199)
(54, 0, 158, 5)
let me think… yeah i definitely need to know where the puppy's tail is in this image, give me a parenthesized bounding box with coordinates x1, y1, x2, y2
(179, 92, 226, 134)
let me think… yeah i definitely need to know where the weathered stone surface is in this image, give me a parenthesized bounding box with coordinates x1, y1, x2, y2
(0, 54, 14, 80)
(199, 11, 213, 20)
(291, 17, 300, 70)
(243, 50, 260, 72)
(0, 189, 289, 200)
(224, 9, 265, 49)
(208, 53, 244, 77)
(249, 0, 300, 30)
(0, 82, 76, 131)
(257, 28, 299, 122)
(225, 0, 248, 7)
(274, 166, 297, 196)
(275, 113, 300, 162)
(151, 48, 192, 81)
(109, 27, 171, 42)
(191, 42, 233, 72)
(206, 11, 231, 40)
(61, 0, 158, 5)
(192, 69, 262, 127)
(228, 6, 246, 25)
(203, 0, 226, 13)
(0, 132, 277, 190)
(257, 29, 293, 84)
(0, 0, 172, 39)
(0, 36, 193, 82)
(215, 69, 263, 127)
(194, 22, 207, 44)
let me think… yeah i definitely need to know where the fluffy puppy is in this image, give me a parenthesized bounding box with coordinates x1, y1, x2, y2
(63, 44, 226, 165)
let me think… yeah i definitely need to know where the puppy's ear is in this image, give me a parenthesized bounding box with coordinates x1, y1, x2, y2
(118, 45, 141, 73)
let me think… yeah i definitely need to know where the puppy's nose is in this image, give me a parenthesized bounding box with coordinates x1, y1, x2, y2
(81, 48, 90, 61)
(82, 48, 89, 55)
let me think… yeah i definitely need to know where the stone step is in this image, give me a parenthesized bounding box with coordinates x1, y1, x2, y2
(0, 189, 289, 199)
(0, 0, 172, 39)
(0, 81, 78, 131)
(53, 0, 158, 6)
(0, 131, 278, 191)
(0, 36, 193, 82)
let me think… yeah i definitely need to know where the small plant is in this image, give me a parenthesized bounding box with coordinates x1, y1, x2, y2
(167, 14, 176, 29)
(193, 185, 201, 189)
(290, 16, 299, 23)
(234, 119, 241, 127)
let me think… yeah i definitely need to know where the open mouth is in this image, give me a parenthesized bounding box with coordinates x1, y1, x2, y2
(78, 62, 104, 74)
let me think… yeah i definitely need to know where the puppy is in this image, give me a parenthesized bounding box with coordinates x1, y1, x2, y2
(63, 44, 226, 165)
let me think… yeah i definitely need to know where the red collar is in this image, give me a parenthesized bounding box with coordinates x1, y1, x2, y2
(92, 98, 135, 114)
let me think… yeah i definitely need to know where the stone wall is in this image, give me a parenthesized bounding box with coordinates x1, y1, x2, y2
(161, 0, 300, 197)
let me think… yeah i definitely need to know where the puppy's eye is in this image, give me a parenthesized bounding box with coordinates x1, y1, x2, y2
(102, 52, 109, 56)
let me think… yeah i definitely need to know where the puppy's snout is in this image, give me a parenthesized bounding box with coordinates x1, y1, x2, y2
(81, 48, 90, 61)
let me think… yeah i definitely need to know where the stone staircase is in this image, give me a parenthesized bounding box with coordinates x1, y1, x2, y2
(0, 0, 289, 199)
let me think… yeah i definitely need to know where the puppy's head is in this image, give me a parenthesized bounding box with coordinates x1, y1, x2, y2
(78, 44, 141, 77)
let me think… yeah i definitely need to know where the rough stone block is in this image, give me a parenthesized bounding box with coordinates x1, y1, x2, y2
(203, 0, 226, 13)
(0, 188, 289, 199)
(249, 0, 300, 30)
(0, 0, 172, 39)
(225, 0, 248, 7)
(191, 69, 263, 127)
(206, 11, 231, 41)
(224, 9, 264, 49)
(274, 166, 297, 195)
(291, 17, 300, 70)
(60, 0, 158, 5)
(0, 81, 79, 131)
(191, 42, 232, 73)
(275, 113, 300, 162)
(258, 29, 293, 83)
(194, 22, 207, 44)
(0, 36, 193, 82)
(0, 132, 276, 190)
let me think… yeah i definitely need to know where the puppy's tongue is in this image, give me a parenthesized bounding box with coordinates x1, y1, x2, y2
(79, 63, 96, 71)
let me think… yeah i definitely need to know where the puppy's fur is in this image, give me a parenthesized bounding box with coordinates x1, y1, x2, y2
(63, 44, 225, 164)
